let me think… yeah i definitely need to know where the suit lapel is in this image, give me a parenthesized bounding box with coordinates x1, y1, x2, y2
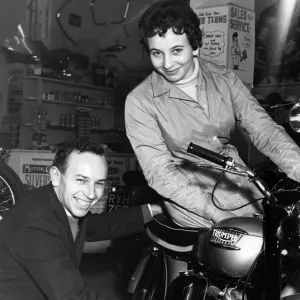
(74, 216, 88, 265)
(45, 184, 79, 267)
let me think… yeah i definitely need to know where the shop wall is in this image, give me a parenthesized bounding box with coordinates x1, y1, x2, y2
(0, 0, 280, 134)
(37, 0, 153, 74)
(0, 0, 26, 131)
(0, 0, 279, 89)
(255, 0, 277, 18)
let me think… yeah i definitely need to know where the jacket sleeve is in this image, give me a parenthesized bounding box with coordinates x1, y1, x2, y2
(85, 205, 147, 242)
(11, 218, 103, 300)
(228, 71, 300, 181)
(125, 93, 218, 224)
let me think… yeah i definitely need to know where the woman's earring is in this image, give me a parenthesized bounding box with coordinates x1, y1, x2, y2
(193, 49, 199, 58)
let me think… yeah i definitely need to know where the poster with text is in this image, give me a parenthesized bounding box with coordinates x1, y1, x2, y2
(194, 5, 255, 88)
(196, 6, 229, 66)
(21, 153, 54, 189)
(90, 156, 128, 213)
(228, 4, 255, 88)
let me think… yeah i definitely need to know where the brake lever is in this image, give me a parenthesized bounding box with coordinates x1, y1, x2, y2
(197, 164, 274, 201)
(197, 164, 248, 177)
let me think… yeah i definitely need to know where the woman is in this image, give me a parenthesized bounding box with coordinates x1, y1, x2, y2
(125, 0, 300, 228)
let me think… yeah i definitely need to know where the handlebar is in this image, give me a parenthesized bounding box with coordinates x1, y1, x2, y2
(187, 143, 254, 175)
(270, 102, 295, 109)
(187, 142, 275, 202)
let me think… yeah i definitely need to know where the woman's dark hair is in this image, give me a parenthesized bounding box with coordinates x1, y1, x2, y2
(52, 138, 105, 174)
(138, 0, 202, 51)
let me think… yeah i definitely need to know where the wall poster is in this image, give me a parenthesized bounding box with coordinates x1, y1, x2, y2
(195, 4, 255, 88)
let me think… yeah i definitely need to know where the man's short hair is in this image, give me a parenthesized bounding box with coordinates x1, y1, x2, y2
(52, 138, 105, 174)
(138, 0, 202, 51)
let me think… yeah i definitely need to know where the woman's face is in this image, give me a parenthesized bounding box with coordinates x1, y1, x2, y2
(147, 28, 198, 83)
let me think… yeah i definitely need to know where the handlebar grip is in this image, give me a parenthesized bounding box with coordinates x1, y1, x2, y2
(187, 142, 227, 167)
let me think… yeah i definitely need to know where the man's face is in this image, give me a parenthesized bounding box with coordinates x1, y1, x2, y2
(51, 151, 108, 218)
(147, 28, 197, 83)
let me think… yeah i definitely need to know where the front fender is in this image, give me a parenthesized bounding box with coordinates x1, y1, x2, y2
(166, 273, 215, 300)
(128, 246, 167, 299)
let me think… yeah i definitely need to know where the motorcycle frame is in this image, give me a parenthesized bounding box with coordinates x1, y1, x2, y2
(263, 201, 288, 300)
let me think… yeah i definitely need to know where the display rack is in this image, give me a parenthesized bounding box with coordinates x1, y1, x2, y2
(19, 76, 117, 148)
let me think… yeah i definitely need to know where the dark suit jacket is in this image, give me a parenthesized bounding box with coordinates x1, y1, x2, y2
(0, 184, 146, 300)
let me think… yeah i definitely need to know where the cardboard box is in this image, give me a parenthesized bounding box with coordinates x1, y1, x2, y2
(193, 4, 255, 88)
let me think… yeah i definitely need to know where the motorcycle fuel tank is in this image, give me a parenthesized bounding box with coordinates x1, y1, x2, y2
(196, 216, 264, 279)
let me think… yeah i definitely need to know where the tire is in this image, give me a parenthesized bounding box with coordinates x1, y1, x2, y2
(0, 161, 25, 215)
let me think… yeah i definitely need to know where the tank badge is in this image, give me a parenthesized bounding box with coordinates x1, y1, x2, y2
(210, 227, 245, 249)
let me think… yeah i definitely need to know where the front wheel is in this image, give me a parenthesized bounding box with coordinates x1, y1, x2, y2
(0, 162, 24, 217)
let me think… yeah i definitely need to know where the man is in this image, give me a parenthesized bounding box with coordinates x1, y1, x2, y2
(125, 1, 300, 228)
(0, 138, 162, 299)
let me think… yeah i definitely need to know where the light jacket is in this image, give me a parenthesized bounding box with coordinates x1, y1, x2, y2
(125, 58, 300, 228)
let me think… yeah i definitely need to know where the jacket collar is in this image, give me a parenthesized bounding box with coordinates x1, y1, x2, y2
(151, 68, 197, 101)
(151, 70, 169, 97)
(151, 57, 207, 99)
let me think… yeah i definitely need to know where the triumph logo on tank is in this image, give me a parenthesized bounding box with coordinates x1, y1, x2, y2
(210, 227, 244, 249)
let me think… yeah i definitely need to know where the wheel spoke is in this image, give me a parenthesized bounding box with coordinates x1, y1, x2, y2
(0, 175, 15, 212)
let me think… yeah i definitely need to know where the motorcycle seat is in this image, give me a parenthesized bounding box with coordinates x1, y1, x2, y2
(146, 214, 208, 252)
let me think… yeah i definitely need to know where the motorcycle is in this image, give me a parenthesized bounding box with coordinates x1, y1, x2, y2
(0, 145, 25, 220)
(128, 140, 300, 300)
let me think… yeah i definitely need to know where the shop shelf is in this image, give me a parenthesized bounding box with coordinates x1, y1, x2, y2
(20, 75, 117, 148)
(23, 76, 115, 92)
(24, 96, 38, 101)
(40, 99, 115, 110)
(24, 97, 115, 110)
(47, 125, 114, 133)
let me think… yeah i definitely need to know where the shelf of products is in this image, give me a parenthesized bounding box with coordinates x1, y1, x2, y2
(24, 97, 115, 110)
(23, 76, 115, 92)
(18, 76, 117, 148)
(47, 125, 115, 134)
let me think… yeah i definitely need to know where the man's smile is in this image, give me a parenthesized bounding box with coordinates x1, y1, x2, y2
(74, 197, 93, 209)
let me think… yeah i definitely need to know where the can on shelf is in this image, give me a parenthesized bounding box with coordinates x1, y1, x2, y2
(60, 115, 65, 127)
(70, 115, 76, 128)
(65, 114, 70, 128)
